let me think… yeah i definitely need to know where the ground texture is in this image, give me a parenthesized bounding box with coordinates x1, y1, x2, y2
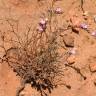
(1, 0, 96, 96)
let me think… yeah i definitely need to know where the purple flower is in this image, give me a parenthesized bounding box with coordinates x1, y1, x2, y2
(55, 7, 63, 14)
(37, 26, 44, 32)
(38, 18, 48, 32)
(39, 18, 48, 26)
(80, 23, 88, 29)
(39, 19, 46, 26)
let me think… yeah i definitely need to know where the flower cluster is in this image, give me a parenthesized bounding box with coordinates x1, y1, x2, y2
(37, 18, 48, 32)
(80, 23, 88, 29)
(79, 23, 96, 37)
(54, 7, 63, 14)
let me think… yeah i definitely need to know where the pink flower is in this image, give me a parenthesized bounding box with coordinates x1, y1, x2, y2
(37, 26, 44, 32)
(55, 7, 63, 14)
(39, 19, 46, 25)
(80, 23, 88, 29)
(45, 18, 48, 22)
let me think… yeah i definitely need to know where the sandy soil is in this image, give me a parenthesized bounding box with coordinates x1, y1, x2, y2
(1, 0, 96, 96)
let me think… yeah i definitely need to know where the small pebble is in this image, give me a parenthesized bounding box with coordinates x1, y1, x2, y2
(91, 31, 96, 37)
(69, 48, 77, 55)
(45, 18, 48, 22)
(83, 11, 89, 16)
(63, 34, 74, 47)
(67, 55, 76, 64)
(93, 15, 96, 22)
(90, 63, 96, 72)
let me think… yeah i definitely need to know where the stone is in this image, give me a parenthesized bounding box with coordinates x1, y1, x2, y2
(94, 15, 96, 22)
(83, 11, 89, 16)
(80, 23, 88, 29)
(72, 27, 79, 34)
(89, 63, 96, 72)
(67, 55, 76, 64)
(63, 34, 74, 47)
(91, 31, 96, 37)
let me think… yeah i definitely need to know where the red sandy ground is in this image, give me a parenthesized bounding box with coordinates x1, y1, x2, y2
(1, 0, 96, 96)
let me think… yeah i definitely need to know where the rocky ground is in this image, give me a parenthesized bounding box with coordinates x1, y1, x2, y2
(1, 0, 96, 96)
